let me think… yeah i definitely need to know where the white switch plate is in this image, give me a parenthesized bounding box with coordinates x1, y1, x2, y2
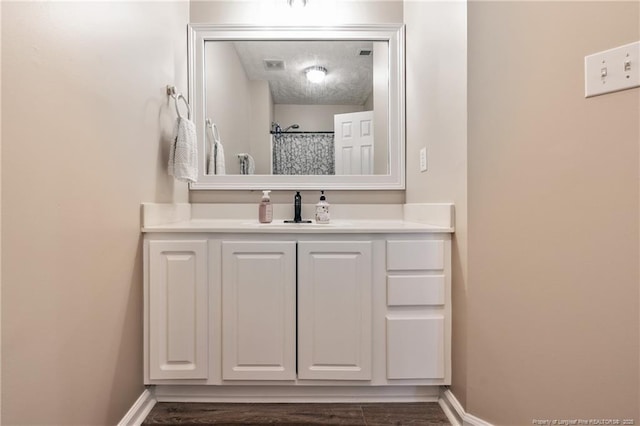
(585, 41, 640, 97)
(419, 147, 427, 172)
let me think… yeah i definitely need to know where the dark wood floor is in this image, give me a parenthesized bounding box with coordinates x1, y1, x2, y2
(142, 402, 451, 425)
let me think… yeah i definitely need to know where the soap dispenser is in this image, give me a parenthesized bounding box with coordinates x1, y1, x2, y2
(315, 191, 330, 224)
(259, 190, 273, 223)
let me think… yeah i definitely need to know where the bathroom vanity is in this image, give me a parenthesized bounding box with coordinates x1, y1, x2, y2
(142, 203, 453, 401)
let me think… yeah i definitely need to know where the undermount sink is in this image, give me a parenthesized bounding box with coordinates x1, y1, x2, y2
(242, 220, 352, 228)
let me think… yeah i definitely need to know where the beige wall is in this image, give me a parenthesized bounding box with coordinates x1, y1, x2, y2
(189, 0, 405, 204)
(1, 2, 189, 424)
(467, 1, 639, 423)
(205, 42, 252, 175)
(191, 0, 403, 26)
(274, 104, 365, 132)
(404, 0, 468, 406)
(205, 43, 274, 175)
(0, 2, 3, 418)
(249, 80, 274, 175)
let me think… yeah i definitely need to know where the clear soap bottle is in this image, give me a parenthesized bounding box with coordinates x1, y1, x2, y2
(259, 190, 273, 223)
(315, 191, 330, 224)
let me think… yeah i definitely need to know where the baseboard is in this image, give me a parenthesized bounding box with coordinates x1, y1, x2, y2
(438, 392, 462, 426)
(439, 388, 493, 426)
(118, 388, 157, 426)
(153, 384, 440, 403)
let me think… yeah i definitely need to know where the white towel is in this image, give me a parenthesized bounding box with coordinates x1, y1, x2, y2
(239, 153, 256, 175)
(168, 117, 198, 183)
(207, 123, 226, 175)
(246, 153, 255, 175)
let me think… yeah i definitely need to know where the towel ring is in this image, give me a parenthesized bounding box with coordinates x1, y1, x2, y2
(174, 93, 191, 120)
(205, 120, 221, 144)
(212, 124, 220, 143)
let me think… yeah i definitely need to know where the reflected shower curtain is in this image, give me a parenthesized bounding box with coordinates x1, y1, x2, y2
(272, 133, 335, 175)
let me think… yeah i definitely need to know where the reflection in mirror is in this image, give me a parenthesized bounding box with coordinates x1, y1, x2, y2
(203, 40, 389, 176)
(188, 24, 405, 190)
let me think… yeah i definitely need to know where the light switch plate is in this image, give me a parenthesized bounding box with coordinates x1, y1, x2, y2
(419, 147, 427, 172)
(585, 41, 640, 97)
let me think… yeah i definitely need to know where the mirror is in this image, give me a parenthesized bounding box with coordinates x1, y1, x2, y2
(188, 24, 405, 190)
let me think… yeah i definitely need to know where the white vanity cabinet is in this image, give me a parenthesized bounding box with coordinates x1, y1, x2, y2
(143, 227, 451, 399)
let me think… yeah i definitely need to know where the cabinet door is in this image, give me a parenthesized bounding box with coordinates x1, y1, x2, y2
(386, 316, 444, 379)
(298, 241, 372, 380)
(149, 240, 208, 380)
(221, 241, 296, 380)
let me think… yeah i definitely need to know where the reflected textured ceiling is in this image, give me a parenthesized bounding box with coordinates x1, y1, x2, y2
(233, 41, 374, 105)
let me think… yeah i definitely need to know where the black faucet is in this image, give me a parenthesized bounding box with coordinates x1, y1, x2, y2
(294, 191, 302, 222)
(285, 191, 311, 223)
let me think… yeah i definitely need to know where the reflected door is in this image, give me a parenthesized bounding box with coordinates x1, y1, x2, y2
(334, 111, 374, 175)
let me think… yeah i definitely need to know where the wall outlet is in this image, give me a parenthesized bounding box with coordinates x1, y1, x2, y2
(419, 147, 427, 172)
(585, 40, 640, 97)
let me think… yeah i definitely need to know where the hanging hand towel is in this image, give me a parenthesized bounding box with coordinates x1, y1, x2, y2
(215, 140, 226, 175)
(246, 153, 255, 175)
(238, 153, 256, 175)
(207, 123, 226, 175)
(168, 117, 198, 183)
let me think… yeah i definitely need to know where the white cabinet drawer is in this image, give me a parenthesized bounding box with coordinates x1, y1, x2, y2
(387, 275, 445, 306)
(386, 240, 444, 271)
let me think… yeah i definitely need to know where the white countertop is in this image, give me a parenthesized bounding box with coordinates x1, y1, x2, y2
(142, 218, 453, 234)
(140, 203, 455, 234)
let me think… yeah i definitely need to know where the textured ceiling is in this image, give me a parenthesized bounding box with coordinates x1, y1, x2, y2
(233, 41, 374, 105)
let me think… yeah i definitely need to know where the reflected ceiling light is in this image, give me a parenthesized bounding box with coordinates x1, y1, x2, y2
(306, 66, 327, 83)
(287, 0, 308, 7)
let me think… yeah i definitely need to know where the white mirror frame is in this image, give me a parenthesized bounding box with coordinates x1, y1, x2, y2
(188, 24, 405, 190)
